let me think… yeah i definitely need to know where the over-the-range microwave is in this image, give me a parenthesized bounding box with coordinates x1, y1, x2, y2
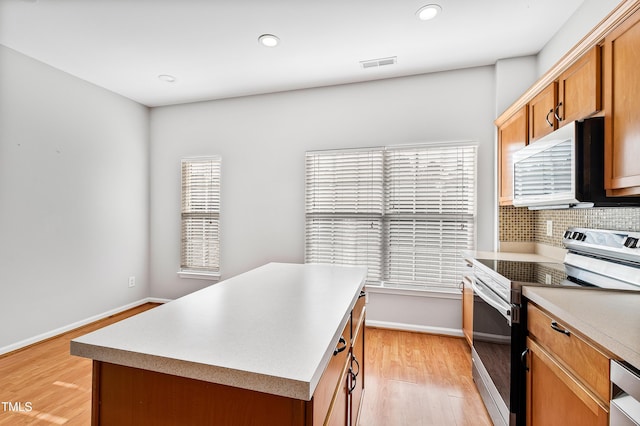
(512, 117, 640, 210)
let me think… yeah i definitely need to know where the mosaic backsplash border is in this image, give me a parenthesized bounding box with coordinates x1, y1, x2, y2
(500, 206, 640, 248)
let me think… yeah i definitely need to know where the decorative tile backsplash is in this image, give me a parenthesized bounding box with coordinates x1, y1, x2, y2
(500, 206, 640, 248)
(499, 206, 535, 242)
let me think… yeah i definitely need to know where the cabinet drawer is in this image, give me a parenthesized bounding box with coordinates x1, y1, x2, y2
(527, 303, 610, 404)
(312, 320, 350, 425)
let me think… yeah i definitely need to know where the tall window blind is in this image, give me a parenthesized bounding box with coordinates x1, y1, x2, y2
(180, 157, 221, 277)
(305, 143, 476, 291)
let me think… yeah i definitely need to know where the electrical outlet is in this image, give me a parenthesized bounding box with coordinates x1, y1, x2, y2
(546, 220, 553, 237)
(128, 276, 136, 288)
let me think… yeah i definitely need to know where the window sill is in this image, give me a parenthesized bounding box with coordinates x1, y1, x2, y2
(365, 285, 461, 300)
(177, 271, 221, 281)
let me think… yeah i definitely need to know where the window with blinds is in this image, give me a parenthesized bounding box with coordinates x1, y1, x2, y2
(305, 144, 477, 291)
(180, 157, 221, 278)
(305, 150, 384, 283)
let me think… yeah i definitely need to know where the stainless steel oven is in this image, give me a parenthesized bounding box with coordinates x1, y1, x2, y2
(470, 258, 568, 426)
(471, 275, 514, 426)
(468, 227, 640, 426)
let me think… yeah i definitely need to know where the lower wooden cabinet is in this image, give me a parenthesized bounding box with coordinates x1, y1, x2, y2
(525, 338, 608, 426)
(326, 292, 367, 426)
(350, 298, 366, 426)
(525, 303, 611, 426)
(462, 276, 473, 347)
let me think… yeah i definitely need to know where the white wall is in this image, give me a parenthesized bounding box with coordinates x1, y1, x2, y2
(495, 56, 538, 118)
(150, 66, 496, 332)
(0, 46, 150, 351)
(537, 0, 621, 76)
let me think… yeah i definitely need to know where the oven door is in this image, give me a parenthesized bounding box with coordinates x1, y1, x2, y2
(471, 277, 513, 426)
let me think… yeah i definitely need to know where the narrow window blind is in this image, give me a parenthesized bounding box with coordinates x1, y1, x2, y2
(304, 143, 476, 291)
(181, 157, 221, 276)
(305, 149, 384, 283)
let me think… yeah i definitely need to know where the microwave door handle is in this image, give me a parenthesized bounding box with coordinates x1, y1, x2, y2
(471, 279, 511, 322)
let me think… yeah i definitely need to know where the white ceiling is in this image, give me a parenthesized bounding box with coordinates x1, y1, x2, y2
(0, 0, 587, 107)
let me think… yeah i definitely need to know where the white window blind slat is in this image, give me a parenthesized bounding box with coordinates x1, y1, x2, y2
(181, 157, 221, 274)
(305, 143, 477, 291)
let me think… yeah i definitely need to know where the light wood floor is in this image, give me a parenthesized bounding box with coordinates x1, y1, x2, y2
(0, 306, 491, 425)
(359, 328, 492, 426)
(0, 303, 160, 426)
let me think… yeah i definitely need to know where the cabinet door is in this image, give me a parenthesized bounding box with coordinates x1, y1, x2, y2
(604, 7, 640, 195)
(498, 106, 528, 206)
(525, 338, 608, 426)
(462, 276, 473, 347)
(557, 46, 601, 126)
(350, 311, 365, 426)
(529, 83, 557, 142)
(326, 359, 350, 426)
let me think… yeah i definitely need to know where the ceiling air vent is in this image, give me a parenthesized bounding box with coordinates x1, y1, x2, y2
(360, 56, 397, 69)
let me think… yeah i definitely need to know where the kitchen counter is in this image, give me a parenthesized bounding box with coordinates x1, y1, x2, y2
(523, 286, 640, 371)
(71, 262, 367, 401)
(465, 249, 562, 263)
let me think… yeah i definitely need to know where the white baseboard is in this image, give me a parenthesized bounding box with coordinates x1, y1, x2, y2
(0, 297, 171, 356)
(365, 319, 464, 338)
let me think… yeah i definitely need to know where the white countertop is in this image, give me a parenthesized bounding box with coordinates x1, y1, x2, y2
(71, 262, 367, 401)
(523, 286, 640, 371)
(464, 249, 562, 263)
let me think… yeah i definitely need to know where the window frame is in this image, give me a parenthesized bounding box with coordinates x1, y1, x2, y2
(304, 142, 477, 293)
(178, 156, 222, 281)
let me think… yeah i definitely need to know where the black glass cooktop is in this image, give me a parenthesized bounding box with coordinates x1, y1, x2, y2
(474, 259, 569, 286)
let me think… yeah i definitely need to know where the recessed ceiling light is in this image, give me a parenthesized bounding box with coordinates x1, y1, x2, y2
(416, 4, 442, 21)
(158, 74, 177, 83)
(258, 34, 280, 47)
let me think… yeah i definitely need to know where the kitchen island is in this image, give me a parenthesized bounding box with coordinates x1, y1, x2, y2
(71, 262, 368, 426)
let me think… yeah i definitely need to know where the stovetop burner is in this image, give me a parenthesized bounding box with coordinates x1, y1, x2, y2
(474, 259, 568, 286)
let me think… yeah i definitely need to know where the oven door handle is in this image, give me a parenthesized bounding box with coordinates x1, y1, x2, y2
(471, 279, 511, 323)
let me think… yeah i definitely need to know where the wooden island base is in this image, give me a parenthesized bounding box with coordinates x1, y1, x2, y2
(92, 361, 310, 426)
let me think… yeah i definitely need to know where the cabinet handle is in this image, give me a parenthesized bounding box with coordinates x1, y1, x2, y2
(333, 337, 347, 356)
(550, 321, 571, 336)
(349, 355, 361, 393)
(545, 109, 554, 127)
(349, 370, 357, 393)
(554, 102, 563, 122)
(359, 290, 366, 299)
(351, 355, 360, 377)
(521, 348, 529, 372)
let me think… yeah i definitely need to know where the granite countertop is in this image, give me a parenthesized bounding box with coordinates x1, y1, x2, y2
(523, 286, 640, 371)
(70, 262, 367, 401)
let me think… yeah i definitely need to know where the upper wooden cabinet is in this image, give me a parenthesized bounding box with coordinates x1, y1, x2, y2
(557, 46, 602, 125)
(529, 82, 558, 142)
(498, 106, 528, 206)
(528, 46, 601, 143)
(603, 6, 640, 196)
